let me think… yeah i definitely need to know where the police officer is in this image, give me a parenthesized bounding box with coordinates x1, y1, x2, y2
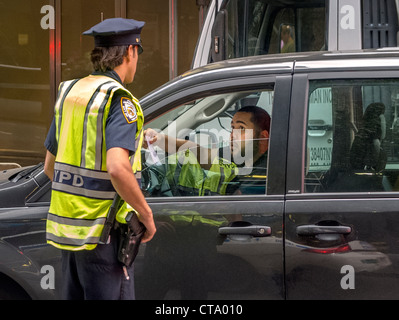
(44, 18, 156, 300)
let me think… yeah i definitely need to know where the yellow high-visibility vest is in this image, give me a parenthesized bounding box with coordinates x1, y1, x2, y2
(167, 149, 239, 196)
(46, 75, 144, 251)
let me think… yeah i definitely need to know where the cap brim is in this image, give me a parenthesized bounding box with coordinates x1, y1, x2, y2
(94, 33, 142, 47)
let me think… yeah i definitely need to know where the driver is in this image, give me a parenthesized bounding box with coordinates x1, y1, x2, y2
(144, 106, 271, 196)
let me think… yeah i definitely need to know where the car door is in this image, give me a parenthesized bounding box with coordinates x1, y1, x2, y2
(134, 72, 291, 300)
(285, 64, 399, 299)
(0, 164, 62, 299)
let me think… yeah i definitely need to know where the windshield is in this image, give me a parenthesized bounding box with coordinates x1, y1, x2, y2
(144, 99, 202, 132)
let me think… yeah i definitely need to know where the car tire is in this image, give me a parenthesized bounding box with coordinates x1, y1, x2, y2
(0, 274, 31, 300)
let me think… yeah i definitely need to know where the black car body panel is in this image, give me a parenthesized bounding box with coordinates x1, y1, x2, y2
(1, 49, 399, 299)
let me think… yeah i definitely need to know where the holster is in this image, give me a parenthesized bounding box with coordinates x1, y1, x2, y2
(117, 211, 146, 267)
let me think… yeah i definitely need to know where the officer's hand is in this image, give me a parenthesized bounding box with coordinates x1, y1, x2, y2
(141, 226, 156, 243)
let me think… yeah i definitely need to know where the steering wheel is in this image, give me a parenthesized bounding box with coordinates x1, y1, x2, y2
(141, 151, 181, 197)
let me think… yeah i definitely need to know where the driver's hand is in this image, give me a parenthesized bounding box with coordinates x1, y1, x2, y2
(143, 128, 159, 149)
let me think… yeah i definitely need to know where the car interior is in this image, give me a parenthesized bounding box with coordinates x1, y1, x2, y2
(141, 89, 274, 197)
(305, 80, 399, 193)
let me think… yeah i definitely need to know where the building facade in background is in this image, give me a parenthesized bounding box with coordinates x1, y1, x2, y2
(0, 0, 209, 167)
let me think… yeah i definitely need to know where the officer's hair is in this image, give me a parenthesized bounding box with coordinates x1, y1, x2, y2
(237, 106, 271, 134)
(90, 45, 130, 72)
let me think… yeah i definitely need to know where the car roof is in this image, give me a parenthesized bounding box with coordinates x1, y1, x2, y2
(140, 49, 399, 108)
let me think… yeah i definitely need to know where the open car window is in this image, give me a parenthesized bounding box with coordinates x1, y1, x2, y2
(141, 89, 274, 197)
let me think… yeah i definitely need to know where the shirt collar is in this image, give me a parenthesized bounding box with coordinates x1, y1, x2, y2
(91, 70, 123, 84)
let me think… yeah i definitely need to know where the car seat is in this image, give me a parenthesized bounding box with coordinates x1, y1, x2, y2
(350, 102, 387, 171)
(322, 102, 388, 192)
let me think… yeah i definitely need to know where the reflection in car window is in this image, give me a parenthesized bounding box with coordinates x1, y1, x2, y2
(142, 89, 274, 197)
(223, 0, 326, 59)
(305, 79, 399, 193)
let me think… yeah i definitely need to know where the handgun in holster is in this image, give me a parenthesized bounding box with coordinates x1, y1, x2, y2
(99, 193, 146, 267)
(118, 210, 146, 267)
(99, 194, 122, 244)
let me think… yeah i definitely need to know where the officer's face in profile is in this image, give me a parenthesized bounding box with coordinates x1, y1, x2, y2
(230, 111, 269, 160)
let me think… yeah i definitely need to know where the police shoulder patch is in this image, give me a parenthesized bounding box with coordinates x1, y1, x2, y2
(121, 98, 137, 124)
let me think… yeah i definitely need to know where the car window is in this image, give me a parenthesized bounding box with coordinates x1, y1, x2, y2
(268, 7, 325, 55)
(142, 89, 273, 197)
(225, 0, 269, 58)
(305, 79, 399, 193)
(219, 0, 326, 60)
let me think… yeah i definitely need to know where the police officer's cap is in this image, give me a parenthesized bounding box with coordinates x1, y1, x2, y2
(83, 18, 145, 54)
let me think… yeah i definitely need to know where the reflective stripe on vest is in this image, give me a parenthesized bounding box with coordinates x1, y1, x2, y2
(47, 75, 144, 251)
(46, 213, 106, 247)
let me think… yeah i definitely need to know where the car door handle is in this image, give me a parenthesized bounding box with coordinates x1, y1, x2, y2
(218, 225, 271, 237)
(296, 225, 352, 236)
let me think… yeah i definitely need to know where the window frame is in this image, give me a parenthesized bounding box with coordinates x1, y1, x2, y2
(287, 69, 399, 198)
(141, 72, 292, 201)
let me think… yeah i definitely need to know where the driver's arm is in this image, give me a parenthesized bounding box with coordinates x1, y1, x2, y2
(144, 128, 216, 170)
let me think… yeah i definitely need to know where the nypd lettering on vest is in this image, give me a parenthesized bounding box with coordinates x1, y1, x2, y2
(52, 163, 116, 200)
(53, 170, 84, 187)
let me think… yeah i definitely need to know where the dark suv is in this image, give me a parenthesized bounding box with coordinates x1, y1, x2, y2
(1, 49, 399, 300)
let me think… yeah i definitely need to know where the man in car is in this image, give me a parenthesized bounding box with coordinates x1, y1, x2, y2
(144, 106, 271, 195)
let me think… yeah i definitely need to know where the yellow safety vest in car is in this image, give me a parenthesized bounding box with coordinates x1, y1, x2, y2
(46, 75, 144, 251)
(167, 149, 239, 196)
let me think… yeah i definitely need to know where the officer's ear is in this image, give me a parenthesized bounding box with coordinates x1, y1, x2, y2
(131, 45, 138, 58)
(125, 45, 135, 61)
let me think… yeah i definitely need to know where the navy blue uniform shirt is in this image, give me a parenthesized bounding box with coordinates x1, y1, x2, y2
(45, 70, 138, 158)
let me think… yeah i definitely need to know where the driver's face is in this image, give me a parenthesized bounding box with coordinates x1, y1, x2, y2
(230, 112, 257, 158)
